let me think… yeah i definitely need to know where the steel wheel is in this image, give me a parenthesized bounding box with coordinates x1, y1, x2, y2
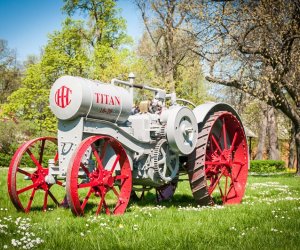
(188, 111, 248, 205)
(7, 137, 64, 212)
(66, 135, 132, 216)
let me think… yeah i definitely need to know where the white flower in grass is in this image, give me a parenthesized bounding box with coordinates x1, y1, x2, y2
(80, 232, 85, 237)
(118, 224, 124, 229)
(133, 225, 138, 231)
(11, 239, 17, 246)
(3, 245, 8, 249)
(56, 217, 61, 221)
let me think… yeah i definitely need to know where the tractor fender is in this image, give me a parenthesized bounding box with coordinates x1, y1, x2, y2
(193, 102, 243, 126)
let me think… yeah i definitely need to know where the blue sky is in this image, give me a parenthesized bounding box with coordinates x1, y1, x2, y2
(0, 0, 143, 62)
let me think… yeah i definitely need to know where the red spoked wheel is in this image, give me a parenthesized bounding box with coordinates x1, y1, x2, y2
(7, 137, 64, 212)
(66, 135, 132, 216)
(188, 111, 248, 205)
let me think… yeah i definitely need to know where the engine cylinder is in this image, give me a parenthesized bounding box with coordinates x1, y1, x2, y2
(49, 76, 132, 123)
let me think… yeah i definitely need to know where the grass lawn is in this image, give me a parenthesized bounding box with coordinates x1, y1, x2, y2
(0, 168, 299, 250)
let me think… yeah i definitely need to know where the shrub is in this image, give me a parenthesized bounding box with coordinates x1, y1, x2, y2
(0, 153, 12, 168)
(250, 160, 286, 173)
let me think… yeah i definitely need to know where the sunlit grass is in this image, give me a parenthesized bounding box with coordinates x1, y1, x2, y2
(0, 168, 299, 249)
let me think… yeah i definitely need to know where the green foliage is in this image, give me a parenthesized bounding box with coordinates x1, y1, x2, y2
(0, 120, 38, 154)
(0, 153, 12, 167)
(175, 60, 211, 105)
(41, 18, 90, 83)
(62, 0, 130, 47)
(1, 63, 57, 132)
(0, 119, 50, 167)
(250, 160, 286, 173)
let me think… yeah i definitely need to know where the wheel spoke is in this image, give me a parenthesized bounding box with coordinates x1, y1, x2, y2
(78, 182, 94, 189)
(111, 186, 120, 198)
(39, 140, 46, 164)
(81, 187, 93, 211)
(43, 190, 48, 211)
(95, 191, 105, 216)
(100, 140, 108, 159)
(91, 144, 104, 170)
(224, 176, 228, 200)
(26, 149, 43, 169)
(114, 175, 129, 181)
(17, 183, 38, 195)
(211, 135, 222, 153)
(229, 132, 238, 153)
(56, 180, 64, 186)
(25, 188, 36, 213)
(167, 163, 174, 172)
(158, 159, 165, 165)
(54, 151, 59, 163)
(208, 172, 223, 195)
(103, 199, 111, 215)
(110, 154, 120, 173)
(222, 118, 227, 149)
(48, 190, 59, 205)
(17, 168, 31, 178)
(80, 162, 90, 176)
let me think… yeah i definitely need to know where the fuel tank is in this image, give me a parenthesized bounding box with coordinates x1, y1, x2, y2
(49, 75, 132, 123)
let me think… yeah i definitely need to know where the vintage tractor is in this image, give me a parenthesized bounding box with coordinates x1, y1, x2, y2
(7, 74, 249, 216)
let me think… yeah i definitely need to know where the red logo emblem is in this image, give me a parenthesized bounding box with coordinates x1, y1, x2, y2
(55, 85, 72, 108)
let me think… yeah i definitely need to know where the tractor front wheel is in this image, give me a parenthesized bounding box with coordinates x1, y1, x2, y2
(66, 135, 132, 216)
(7, 137, 64, 212)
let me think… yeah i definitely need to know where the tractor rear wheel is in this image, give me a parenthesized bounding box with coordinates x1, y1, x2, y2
(7, 137, 64, 212)
(188, 111, 248, 205)
(66, 135, 132, 216)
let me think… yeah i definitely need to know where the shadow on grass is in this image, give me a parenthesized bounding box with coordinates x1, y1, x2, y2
(127, 192, 224, 209)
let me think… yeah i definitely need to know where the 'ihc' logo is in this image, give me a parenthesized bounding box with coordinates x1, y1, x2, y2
(55, 85, 72, 108)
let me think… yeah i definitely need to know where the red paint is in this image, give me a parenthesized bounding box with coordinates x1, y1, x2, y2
(55, 85, 72, 108)
(94, 93, 121, 106)
(66, 135, 132, 216)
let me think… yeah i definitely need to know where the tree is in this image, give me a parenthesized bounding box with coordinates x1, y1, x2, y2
(1, 19, 90, 132)
(62, 0, 129, 48)
(0, 40, 20, 104)
(135, 0, 198, 92)
(189, 0, 300, 174)
(135, 0, 209, 104)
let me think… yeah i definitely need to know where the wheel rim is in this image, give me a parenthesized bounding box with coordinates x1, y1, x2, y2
(7, 137, 64, 212)
(188, 111, 248, 205)
(205, 112, 248, 204)
(66, 135, 132, 216)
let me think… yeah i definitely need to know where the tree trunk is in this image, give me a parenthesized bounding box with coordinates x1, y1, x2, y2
(288, 124, 296, 169)
(255, 106, 268, 160)
(295, 127, 300, 175)
(267, 106, 281, 160)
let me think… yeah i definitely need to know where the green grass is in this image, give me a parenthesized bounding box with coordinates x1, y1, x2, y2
(0, 168, 300, 250)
